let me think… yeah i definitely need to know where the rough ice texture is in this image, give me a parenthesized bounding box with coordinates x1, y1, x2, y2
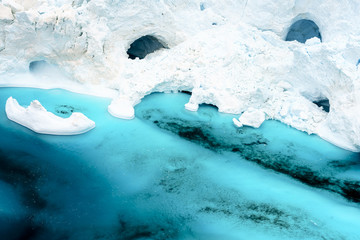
(5, 97, 95, 135)
(237, 108, 266, 128)
(0, 0, 359, 151)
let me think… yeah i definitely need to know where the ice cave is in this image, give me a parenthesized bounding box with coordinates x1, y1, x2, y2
(285, 19, 322, 43)
(28, 60, 67, 80)
(29, 60, 46, 73)
(313, 99, 330, 113)
(127, 35, 166, 59)
(0, 1, 360, 239)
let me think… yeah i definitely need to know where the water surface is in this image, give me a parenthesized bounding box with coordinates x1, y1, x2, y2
(0, 87, 359, 240)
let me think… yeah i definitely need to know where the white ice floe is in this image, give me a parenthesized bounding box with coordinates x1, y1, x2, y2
(184, 102, 199, 112)
(5, 97, 95, 135)
(234, 108, 266, 128)
(107, 97, 134, 120)
(0, 0, 359, 151)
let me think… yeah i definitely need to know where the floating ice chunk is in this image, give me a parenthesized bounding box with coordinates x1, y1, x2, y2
(238, 108, 266, 128)
(185, 102, 199, 112)
(232, 118, 243, 127)
(108, 97, 134, 119)
(5, 97, 95, 135)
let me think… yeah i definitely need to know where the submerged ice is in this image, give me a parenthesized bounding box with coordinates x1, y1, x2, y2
(0, 88, 360, 240)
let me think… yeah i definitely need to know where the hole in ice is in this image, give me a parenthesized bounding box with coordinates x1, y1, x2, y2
(29, 60, 49, 73)
(357, 59, 360, 66)
(200, 2, 205, 11)
(199, 103, 218, 111)
(127, 35, 166, 60)
(286, 19, 322, 43)
(180, 90, 192, 95)
(313, 99, 330, 113)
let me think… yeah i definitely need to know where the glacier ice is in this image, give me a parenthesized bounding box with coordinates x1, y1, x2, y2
(0, 0, 359, 151)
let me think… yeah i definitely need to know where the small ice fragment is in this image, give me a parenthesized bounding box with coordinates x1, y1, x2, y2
(239, 108, 265, 128)
(233, 118, 243, 127)
(185, 102, 199, 112)
(108, 97, 135, 119)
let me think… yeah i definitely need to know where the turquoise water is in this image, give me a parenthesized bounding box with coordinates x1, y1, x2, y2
(0, 87, 359, 240)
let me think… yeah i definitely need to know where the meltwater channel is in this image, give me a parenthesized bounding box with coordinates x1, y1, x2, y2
(0, 87, 359, 240)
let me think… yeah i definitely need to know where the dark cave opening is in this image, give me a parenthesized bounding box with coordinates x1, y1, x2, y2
(29, 60, 49, 73)
(127, 35, 166, 60)
(313, 99, 330, 113)
(28, 60, 68, 79)
(199, 103, 218, 110)
(180, 90, 192, 95)
(286, 19, 322, 43)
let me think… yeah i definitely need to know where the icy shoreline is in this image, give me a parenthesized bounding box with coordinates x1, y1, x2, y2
(0, 0, 359, 151)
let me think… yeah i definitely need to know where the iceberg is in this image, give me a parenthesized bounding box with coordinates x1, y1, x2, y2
(5, 97, 95, 135)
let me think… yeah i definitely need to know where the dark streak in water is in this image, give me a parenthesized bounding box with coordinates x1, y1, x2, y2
(0, 151, 48, 240)
(199, 202, 292, 229)
(139, 109, 360, 203)
(0, 151, 47, 210)
(15, 223, 45, 240)
(117, 217, 180, 240)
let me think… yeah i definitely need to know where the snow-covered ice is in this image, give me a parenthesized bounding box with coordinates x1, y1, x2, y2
(5, 96, 95, 135)
(1, 1, 360, 238)
(108, 97, 135, 120)
(0, 0, 359, 151)
(235, 107, 266, 128)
